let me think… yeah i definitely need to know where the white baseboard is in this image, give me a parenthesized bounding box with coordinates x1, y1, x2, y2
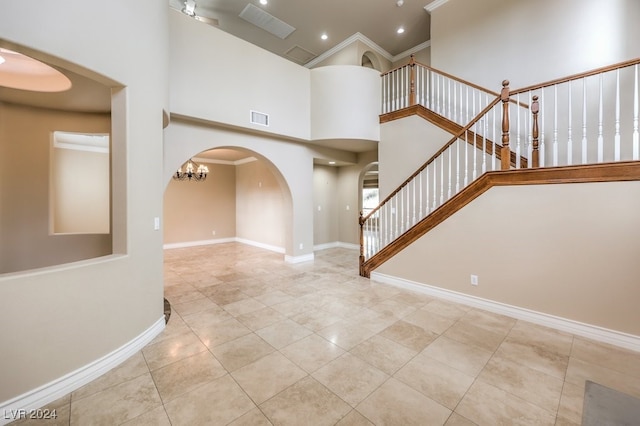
(314, 242, 360, 251)
(235, 238, 285, 254)
(0, 317, 165, 425)
(163, 238, 236, 249)
(371, 272, 640, 353)
(285, 253, 315, 264)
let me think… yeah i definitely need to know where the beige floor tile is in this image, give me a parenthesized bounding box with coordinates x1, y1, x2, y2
(557, 382, 584, 424)
(271, 298, 318, 317)
(555, 417, 581, 426)
(227, 407, 273, 426)
(121, 406, 171, 426)
(507, 321, 574, 356)
(421, 336, 492, 377)
(335, 410, 375, 426)
(10, 403, 71, 426)
(317, 319, 377, 350)
(164, 285, 204, 305)
(347, 308, 401, 334)
(180, 306, 233, 329)
(236, 306, 287, 331)
(141, 331, 208, 371)
(349, 334, 417, 375)
(164, 374, 255, 426)
(394, 356, 475, 409)
(443, 320, 506, 352)
(70, 373, 162, 425)
(320, 298, 366, 318)
(223, 297, 267, 317)
(445, 412, 477, 426)
(565, 357, 640, 399)
(148, 314, 191, 345)
(72, 351, 149, 401)
(209, 333, 275, 372)
(151, 350, 226, 403)
(312, 353, 389, 407)
(458, 309, 516, 335)
(255, 319, 313, 349)
(260, 376, 351, 426)
(205, 287, 250, 305)
(290, 308, 343, 331)
(478, 355, 563, 413)
(231, 352, 307, 404)
(388, 291, 434, 308)
(356, 377, 451, 425)
(455, 381, 555, 426)
(170, 296, 218, 317)
(379, 320, 438, 352)
(370, 299, 417, 318)
(192, 317, 252, 348)
(281, 283, 319, 298)
(403, 308, 457, 335)
(254, 290, 295, 306)
(421, 299, 471, 320)
(494, 339, 569, 379)
(280, 333, 345, 373)
(571, 337, 640, 378)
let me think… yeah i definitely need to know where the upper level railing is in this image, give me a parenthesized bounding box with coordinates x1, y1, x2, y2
(381, 56, 501, 128)
(362, 57, 640, 274)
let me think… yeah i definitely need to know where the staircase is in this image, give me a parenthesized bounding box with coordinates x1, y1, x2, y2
(360, 57, 640, 277)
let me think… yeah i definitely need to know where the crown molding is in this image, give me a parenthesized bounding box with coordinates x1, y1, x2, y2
(391, 40, 431, 63)
(424, 0, 450, 14)
(305, 32, 392, 68)
(193, 156, 257, 166)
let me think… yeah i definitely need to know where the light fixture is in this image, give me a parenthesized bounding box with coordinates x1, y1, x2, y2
(0, 55, 4, 65)
(173, 158, 209, 182)
(182, 0, 196, 16)
(260, 0, 268, 5)
(397, 27, 405, 34)
(321, 33, 328, 40)
(396, 0, 404, 6)
(329, 161, 336, 165)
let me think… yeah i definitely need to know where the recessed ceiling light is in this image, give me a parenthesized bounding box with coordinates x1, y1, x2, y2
(329, 161, 336, 165)
(259, 0, 267, 4)
(321, 33, 328, 40)
(397, 27, 405, 34)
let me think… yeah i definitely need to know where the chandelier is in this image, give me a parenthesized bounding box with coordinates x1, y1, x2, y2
(173, 158, 209, 182)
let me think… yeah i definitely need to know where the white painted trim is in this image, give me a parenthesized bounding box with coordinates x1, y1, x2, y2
(305, 32, 393, 68)
(235, 238, 285, 254)
(285, 253, 315, 264)
(0, 317, 165, 425)
(424, 0, 450, 14)
(192, 156, 257, 166)
(370, 272, 640, 353)
(314, 241, 360, 251)
(163, 238, 236, 250)
(391, 40, 431, 63)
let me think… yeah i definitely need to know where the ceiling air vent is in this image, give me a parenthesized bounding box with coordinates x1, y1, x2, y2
(285, 45, 316, 64)
(239, 4, 295, 39)
(250, 110, 269, 127)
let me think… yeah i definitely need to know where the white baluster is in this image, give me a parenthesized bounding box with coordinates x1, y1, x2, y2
(492, 105, 497, 170)
(482, 117, 487, 173)
(553, 85, 559, 166)
(432, 162, 437, 209)
(448, 79, 452, 120)
(516, 94, 521, 168)
(472, 125, 478, 179)
(464, 129, 469, 186)
(439, 155, 444, 205)
(540, 89, 545, 167)
(634, 64, 639, 160)
(598, 74, 604, 163)
(455, 137, 460, 192)
(527, 92, 533, 168)
(447, 146, 452, 199)
(425, 165, 430, 215)
(567, 83, 573, 166)
(582, 78, 588, 164)
(615, 69, 621, 161)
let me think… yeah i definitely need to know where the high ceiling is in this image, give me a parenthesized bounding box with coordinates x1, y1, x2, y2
(169, 0, 433, 65)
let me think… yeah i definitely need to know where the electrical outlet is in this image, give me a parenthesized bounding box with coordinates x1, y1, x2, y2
(299, 243, 304, 250)
(470, 274, 479, 286)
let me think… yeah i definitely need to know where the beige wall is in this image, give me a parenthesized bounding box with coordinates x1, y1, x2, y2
(311, 40, 392, 72)
(431, 0, 640, 90)
(0, 0, 167, 404)
(236, 160, 286, 249)
(0, 103, 112, 273)
(163, 162, 236, 244)
(377, 181, 640, 335)
(313, 165, 340, 246)
(392, 45, 431, 69)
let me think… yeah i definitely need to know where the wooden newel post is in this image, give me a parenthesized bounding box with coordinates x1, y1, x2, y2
(409, 54, 416, 106)
(500, 80, 511, 170)
(531, 95, 540, 168)
(359, 211, 365, 276)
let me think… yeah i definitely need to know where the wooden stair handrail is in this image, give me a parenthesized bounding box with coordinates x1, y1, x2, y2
(363, 95, 502, 222)
(360, 161, 640, 277)
(510, 57, 640, 96)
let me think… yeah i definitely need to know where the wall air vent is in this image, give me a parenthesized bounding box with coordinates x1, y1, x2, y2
(284, 45, 316, 64)
(239, 4, 295, 39)
(250, 110, 269, 127)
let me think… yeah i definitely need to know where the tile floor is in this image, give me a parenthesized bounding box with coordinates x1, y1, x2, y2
(12, 243, 640, 425)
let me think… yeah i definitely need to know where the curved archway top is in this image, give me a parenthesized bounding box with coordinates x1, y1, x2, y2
(361, 51, 381, 72)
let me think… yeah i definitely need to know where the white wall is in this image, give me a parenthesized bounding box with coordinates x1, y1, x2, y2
(313, 165, 340, 246)
(431, 0, 640, 91)
(310, 66, 381, 142)
(0, 0, 168, 406)
(168, 10, 310, 141)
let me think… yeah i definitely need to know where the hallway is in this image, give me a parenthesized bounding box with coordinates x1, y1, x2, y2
(16, 243, 640, 425)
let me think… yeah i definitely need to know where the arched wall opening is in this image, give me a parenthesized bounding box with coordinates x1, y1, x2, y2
(164, 118, 313, 261)
(361, 51, 382, 72)
(164, 146, 292, 256)
(359, 162, 379, 216)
